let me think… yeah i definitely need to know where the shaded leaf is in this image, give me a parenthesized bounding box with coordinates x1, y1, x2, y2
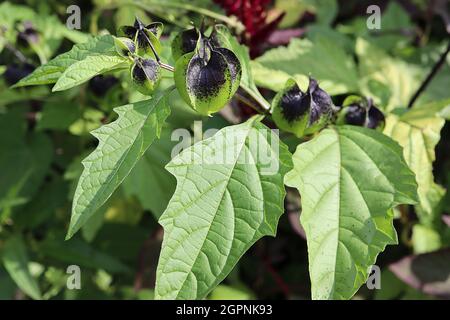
(389, 249, 450, 298)
(123, 130, 176, 219)
(1, 235, 42, 300)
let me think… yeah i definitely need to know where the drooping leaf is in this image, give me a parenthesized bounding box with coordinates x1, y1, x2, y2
(67, 91, 171, 239)
(155, 116, 292, 299)
(384, 99, 450, 225)
(389, 249, 450, 299)
(52, 54, 128, 92)
(1, 235, 42, 300)
(13, 35, 116, 87)
(252, 36, 359, 95)
(285, 126, 418, 300)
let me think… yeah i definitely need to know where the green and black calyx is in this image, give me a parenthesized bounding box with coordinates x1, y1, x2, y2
(272, 77, 335, 137)
(118, 18, 163, 58)
(173, 27, 242, 116)
(336, 95, 385, 131)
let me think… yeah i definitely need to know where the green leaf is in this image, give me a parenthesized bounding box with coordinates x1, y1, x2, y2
(0, 109, 53, 221)
(253, 36, 359, 95)
(37, 100, 81, 130)
(155, 116, 292, 299)
(285, 126, 418, 300)
(40, 233, 131, 274)
(67, 91, 171, 239)
(122, 130, 176, 219)
(213, 25, 270, 110)
(356, 38, 422, 111)
(384, 99, 450, 225)
(13, 35, 116, 88)
(52, 54, 128, 92)
(1, 235, 42, 300)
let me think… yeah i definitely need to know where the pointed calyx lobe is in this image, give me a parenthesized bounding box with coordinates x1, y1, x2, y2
(173, 27, 242, 116)
(272, 77, 334, 137)
(118, 17, 163, 57)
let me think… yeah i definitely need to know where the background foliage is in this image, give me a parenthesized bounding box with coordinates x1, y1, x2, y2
(0, 0, 449, 300)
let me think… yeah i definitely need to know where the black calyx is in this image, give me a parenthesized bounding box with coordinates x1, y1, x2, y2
(280, 83, 311, 123)
(133, 58, 159, 84)
(17, 21, 39, 47)
(181, 28, 200, 56)
(88, 75, 118, 96)
(214, 47, 241, 85)
(186, 50, 228, 100)
(367, 104, 385, 129)
(4, 63, 35, 85)
(345, 104, 367, 126)
(307, 77, 333, 125)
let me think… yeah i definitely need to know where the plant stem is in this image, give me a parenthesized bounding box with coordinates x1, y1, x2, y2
(408, 41, 450, 108)
(235, 91, 269, 115)
(129, 0, 245, 33)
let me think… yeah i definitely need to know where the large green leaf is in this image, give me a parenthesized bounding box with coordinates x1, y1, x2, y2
(384, 99, 450, 225)
(52, 54, 128, 92)
(66, 92, 171, 239)
(155, 116, 292, 299)
(252, 36, 359, 95)
(285, 126, 418, 300)
(13, 35, 116, 87)
(1, 235, 42, 300)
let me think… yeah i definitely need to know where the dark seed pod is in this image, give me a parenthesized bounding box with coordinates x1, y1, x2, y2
(118, 18, 163, 58)
(367, 104, 385, 130)
(113, 37, 136, 57)
(4, 63, 35, 85)
(272, 77, 334, 137)
(88, 75, 118, 96)
(16, 21, 40, 48)
(337, 96, 385, 131)
(130, 57, 161, 95)
(344, 105, 366, 126)
(171, 28, 200, 62)
(174, 36, 241, 116)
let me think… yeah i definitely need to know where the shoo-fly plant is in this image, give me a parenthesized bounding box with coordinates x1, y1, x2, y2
(13, 15, 426, 301)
